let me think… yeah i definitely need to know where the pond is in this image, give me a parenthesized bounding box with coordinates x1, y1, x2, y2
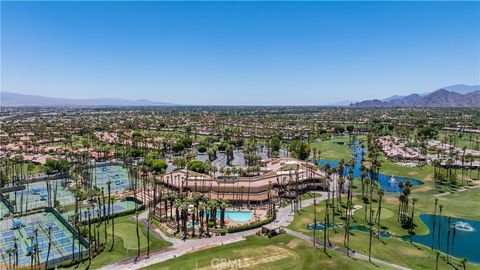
(318, 141, 423, 192)
(410, 214, 480, 263)
(306, 223, 336, 230)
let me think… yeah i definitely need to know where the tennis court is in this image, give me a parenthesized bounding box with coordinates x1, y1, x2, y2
(62, 200, 139, 222)
(0, 212, 88, 267)
(4, 178, 75, 213)
(93, 165, 132, 194)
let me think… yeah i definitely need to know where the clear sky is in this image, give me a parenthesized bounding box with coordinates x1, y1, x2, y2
(1, 1, 479, 105)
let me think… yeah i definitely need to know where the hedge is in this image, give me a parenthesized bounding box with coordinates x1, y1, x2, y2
(227, 214, 276, 233)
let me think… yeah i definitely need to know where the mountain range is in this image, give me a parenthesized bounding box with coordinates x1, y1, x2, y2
(350, 84, 480, 108)
(2, 84, 479, 107)
(1, 92, 172, 107)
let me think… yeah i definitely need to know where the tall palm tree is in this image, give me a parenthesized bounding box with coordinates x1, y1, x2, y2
(312, 192, 317, 247)
(409, 198, 417, 244)
(219, 199, 228, 228)
(368, 208, 375, 262)
(134, 209, 141, 261)
(174, 198, 182, 234)
(431, 198, 438, 250)
(110, 197, 116, 251)
(45, 226, 52, 269)
(376, 188, 384, 237)
(437, 205, 443, 249)
(446, 216, 452, 263)
(460, 257, 468, 270)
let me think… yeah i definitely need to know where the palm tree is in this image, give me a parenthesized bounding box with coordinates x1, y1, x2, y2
(409, 198, 417, 244)
(312, 193, 317, 247)
(134, 209, 141, 261)
(191, 206, 197, 238)
(110, 197, 116, 251)
(323, 200, 328, 254)
(198, 201, 206, 237)
(376, 188, 384, 237)
(431, 198, 438, 250)
(461, 257, 468, 270)
(181, 200, 189, 239)
(219, 199, 228, 228)
(45, 226, 52, 269)
(446, 216, 452, 262)
(174, 198, 182, 234)
(368, 208, 375, 262)
(437, 205, 443, 250)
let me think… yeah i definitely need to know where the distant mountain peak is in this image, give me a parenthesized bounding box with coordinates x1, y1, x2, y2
(0, 92, 173, 107)
(350, 84, 480, 108)
(443, 84, 480, 94)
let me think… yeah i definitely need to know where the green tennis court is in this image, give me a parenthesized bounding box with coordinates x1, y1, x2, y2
(5, 178, 75, 213)
(93, 165, 133, 194)
(0, 212, 88, 267)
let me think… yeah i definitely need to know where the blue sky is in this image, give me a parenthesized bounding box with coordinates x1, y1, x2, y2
(1, 1, 479, 105)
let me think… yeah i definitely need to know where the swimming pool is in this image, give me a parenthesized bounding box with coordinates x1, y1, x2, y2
(224, 211, 252, 222)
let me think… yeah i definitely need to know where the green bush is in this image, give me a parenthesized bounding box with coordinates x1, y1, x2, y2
(227, 214, 276, 233)
(187, 160, 205, 173)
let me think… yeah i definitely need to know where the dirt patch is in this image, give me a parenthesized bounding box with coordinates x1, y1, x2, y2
(197, 245, 297, 270)
(287, 239, 303, 249)
(413, 185, 432, 192)
(383, 196, 398, 204)
(424, 174, 434, 181)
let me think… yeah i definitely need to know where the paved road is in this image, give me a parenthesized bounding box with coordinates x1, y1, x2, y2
(100, 192, 409, 270)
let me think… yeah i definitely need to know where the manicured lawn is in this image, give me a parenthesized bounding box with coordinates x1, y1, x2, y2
(62, 215, 172, 269)
(287, 188, 480, 270)
(311, 136, 356, 161)
(140, 234, 387, 270)
(379, 158, 434, 182)
(438, 131, 480, 150)
(288, 194, 428, 237)
(411, 187, 480, 221)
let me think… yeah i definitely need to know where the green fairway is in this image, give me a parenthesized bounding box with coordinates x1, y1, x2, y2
(379, 158, 434, 182)
(62, 215, 172, 270)
(438, 131, 480, 150)
(287, 188, 480, 270)
(411, 187, 480, 221)
(311, 136, 356, 161)
(140, 234, 390, 270)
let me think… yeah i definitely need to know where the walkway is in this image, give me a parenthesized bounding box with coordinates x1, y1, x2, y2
(100, 192, 409, 270)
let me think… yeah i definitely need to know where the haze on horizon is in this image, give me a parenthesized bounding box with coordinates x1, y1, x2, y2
(1, 1, 479, 105)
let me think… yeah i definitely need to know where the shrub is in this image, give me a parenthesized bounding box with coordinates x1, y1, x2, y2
(227, 214, 276, 233)
(187, 160, 205, 173)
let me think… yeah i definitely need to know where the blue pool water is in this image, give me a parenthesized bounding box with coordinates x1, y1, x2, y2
(306, 223, 336, 230)
(318, 141, 422, 192)
(410, 214, 480, 263)
(224, 211, 252, 222)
